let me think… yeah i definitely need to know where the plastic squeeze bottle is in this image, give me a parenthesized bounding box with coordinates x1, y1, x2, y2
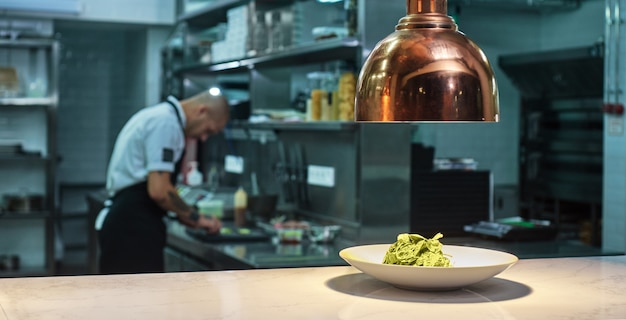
(186, 161, 203, 186)
(234, 187, 248, 227)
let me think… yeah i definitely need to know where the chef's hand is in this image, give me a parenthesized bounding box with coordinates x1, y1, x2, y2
(198, 215, 222, 234)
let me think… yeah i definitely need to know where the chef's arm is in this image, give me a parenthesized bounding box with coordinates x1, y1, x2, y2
(147, 171, 221, 232)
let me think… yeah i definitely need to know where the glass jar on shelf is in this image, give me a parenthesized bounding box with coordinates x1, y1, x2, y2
(250, 11, 268, 56)
(306, 71, 336, 121)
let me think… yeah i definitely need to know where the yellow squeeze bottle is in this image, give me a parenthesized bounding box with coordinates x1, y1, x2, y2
(234, 187, 247, 227)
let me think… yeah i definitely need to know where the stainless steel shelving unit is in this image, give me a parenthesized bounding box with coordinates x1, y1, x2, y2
(175, 37, 362, 75)
(164, 0, 364, 105)
(160, 0, 417, 249)
(0, 38, 59, 277)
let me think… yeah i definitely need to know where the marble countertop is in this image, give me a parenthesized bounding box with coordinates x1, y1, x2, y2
(1, 255, 625, 319)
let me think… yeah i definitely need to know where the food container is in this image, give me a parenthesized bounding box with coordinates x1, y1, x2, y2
(3, 193, 44, 213)
(276, 228, 304, 244)
(196, 199, 224, 218)
(0, 66, 19, 97)
(307, 225, 342, 243)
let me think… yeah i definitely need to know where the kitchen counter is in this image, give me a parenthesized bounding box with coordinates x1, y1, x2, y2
(166, 219, 619, 271)
(1, 255, 625, 319)
(89, 190, 618, 274)
(166, 221, 349, 270)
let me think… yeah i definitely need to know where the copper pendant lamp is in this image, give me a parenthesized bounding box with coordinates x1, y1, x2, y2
(355, 0, 499, 122)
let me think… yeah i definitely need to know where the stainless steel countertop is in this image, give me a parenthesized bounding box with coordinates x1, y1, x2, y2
(166, 221, 349, 270)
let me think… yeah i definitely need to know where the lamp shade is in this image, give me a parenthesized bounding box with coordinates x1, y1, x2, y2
(355, 0, 499, 122)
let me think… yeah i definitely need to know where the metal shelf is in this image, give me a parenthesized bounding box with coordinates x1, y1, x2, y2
(0, 38, 57, 48)
(0, 266, 50, 278)
(0, 38, 59, 277)
(175, 37, 361, 75)
(0, 97, 57, 107)
(0, 155, 48, 162)
(0, 211, 51, 219)
(233, 120, 359, 132)
(178, 0, 293, 27)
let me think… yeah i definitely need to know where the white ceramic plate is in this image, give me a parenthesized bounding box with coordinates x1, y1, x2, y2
(339, 244, 518, 291)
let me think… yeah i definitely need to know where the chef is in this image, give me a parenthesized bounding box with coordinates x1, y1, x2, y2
(96, 87, 229, 274)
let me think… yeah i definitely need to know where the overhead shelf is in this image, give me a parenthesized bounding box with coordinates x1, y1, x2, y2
(0, 38, 57, 48)
(238, 120, 358, 132)
(0, 211, 51, 219)
(0, 155, 49, 162)
(0, 266, 50, 278)
(178, 0, 293, 27)
(0, 97, 57, 107)
(175, 37, 361, 75)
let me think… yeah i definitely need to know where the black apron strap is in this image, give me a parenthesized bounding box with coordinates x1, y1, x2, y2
(165, 98, 186, 185)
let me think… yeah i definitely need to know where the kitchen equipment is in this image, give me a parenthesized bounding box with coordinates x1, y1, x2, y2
(464, 218, 558, 241)
(177, 185, 212, 205)
(410, 170, 491, 237)
(500, 44, 603, 243)
(291, 143, 309, 207)
(0, 143, 22, 155)
(433, 158, 478, 171)
(0, 254, 19, 271)
(275, 141, 293, 203)
(276, 228, 304, 244)
(247, 194, 278, 220)
(185, 224, 270, 243)
(0, 66, 19, 97)
(197, 198, 224, 218)
(0, 142, 42, 157)
(229, 99, 251, 120)
(247, 164, 279, 220)
(3, 193, 44, 213)
(307, 225, 341, 243)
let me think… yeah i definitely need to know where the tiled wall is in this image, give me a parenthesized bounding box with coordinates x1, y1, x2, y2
(56, 24, 148, 185)
(55, 23, 170, 187)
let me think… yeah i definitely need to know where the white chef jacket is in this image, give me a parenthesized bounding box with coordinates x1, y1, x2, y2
(96, 96, 186, 230)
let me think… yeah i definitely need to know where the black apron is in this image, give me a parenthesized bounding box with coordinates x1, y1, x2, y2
(99, 100, 184, 274)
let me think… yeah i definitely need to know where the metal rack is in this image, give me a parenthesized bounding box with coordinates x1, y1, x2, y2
(0, 38, 59, 277)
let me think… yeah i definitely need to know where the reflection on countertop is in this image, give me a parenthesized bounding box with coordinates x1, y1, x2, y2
(166, 218, 621, 273)
(87, 189, 620, 275)
(166, 220, 349, 270)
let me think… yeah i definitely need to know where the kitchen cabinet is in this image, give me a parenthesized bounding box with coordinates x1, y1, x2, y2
(0, 38, 59, 277)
